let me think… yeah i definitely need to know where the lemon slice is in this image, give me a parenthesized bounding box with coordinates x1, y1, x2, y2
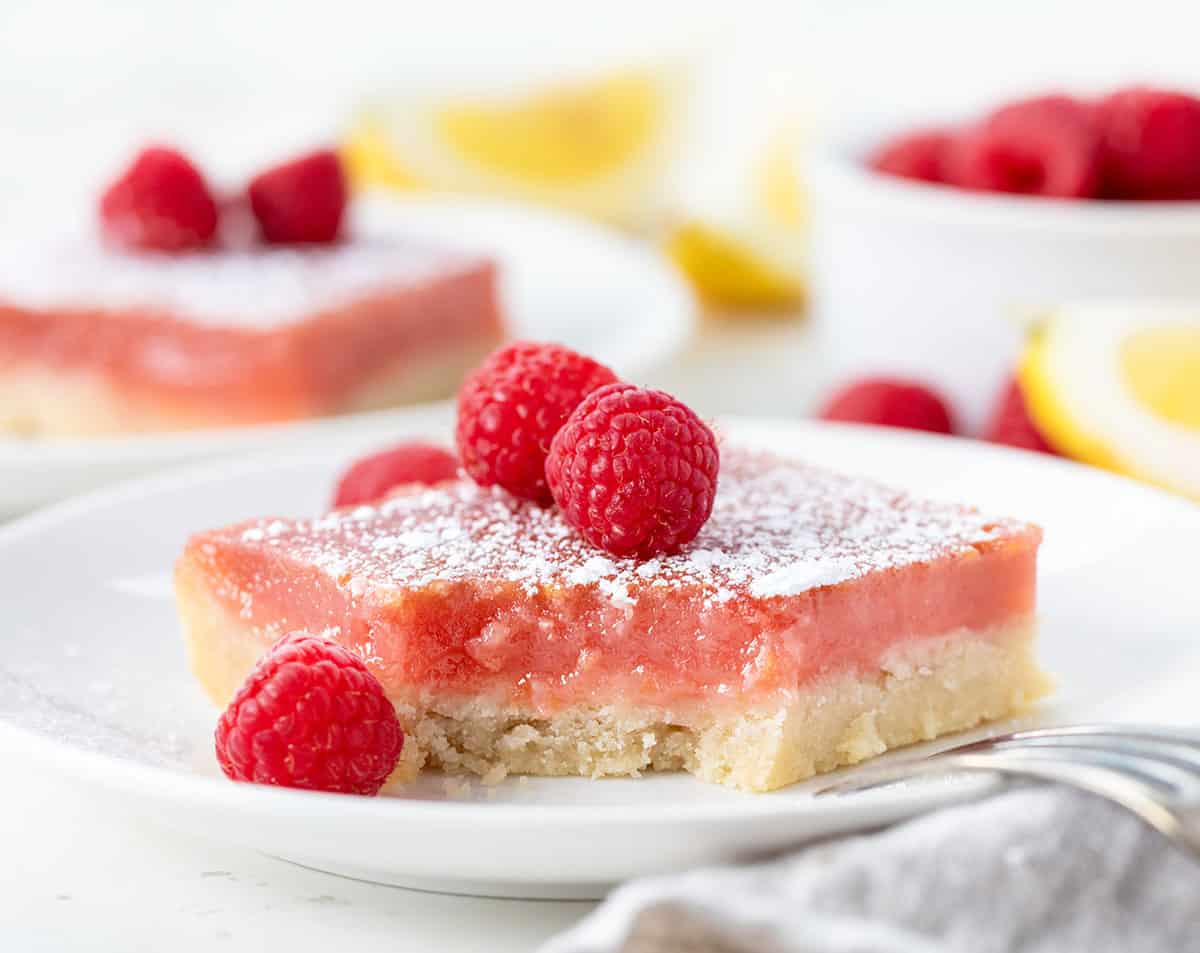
(344, 64, 689, 227)
(342, 116, 423, 191)
(665, 219, 804, 311)
(1020, 303, 1200, 499)
(665, 120, 807, 314)
(436, 70, 660, 185)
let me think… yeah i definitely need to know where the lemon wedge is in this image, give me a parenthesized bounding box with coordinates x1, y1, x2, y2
(665, 121, 807, 314)
(342, 116, 423, 191)
(436, 70, 661, 186)
(665, 218, 804, 311)
(1020, 303, 1200, 499)
(343, 64, 689, 227)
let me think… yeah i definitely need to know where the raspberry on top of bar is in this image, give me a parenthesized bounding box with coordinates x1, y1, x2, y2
(181, 448, 1040, 717)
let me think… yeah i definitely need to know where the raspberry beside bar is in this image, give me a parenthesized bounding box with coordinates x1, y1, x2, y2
(0, 238, 503, 435)
(175, 449, 1049, 792)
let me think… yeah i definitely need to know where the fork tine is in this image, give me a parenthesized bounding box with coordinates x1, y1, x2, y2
(817, 749, 1200, 859)
(965, 724, 1200, 751)
(826, 726, 1200, 797)
(812, 755, 991, 797)
(949, 732, 1200, 777)
(814, 742, 1196, 799)
(986, 743, 1200, 796)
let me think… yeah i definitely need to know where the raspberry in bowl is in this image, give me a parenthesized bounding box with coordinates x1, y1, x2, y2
(810, 86, 1200, 433)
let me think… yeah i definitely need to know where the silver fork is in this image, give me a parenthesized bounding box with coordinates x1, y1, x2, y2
(814, 724, 1200, 859)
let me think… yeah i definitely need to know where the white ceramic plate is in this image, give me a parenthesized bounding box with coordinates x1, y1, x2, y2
(0, 194, 695, 518)
(3, 419, 1199, 899)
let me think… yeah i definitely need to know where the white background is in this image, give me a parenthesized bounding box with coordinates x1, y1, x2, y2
(5, 0, 1200, 222)
(3, 1, 1200, 949)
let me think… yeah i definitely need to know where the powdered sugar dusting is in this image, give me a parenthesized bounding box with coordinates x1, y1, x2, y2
(0, 235, 484, 328)
(749, 559, 859, 598)
(209, 449, 1032, 609)
(568, 556, 621, 586)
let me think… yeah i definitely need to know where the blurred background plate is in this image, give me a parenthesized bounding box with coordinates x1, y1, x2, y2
(0, 193, 695, 518)
(2, 418, 1198, 899)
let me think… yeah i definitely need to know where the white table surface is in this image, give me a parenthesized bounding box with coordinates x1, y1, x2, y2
(0, 740, 592, 952)
(0, 319, 816, 953)
(5, 724, 1197, 953)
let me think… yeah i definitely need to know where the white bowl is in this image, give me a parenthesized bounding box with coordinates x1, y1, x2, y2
(808, 132, 1200, 432)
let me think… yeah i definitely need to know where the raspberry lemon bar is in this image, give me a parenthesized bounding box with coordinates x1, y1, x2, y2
(176, 448, 1047, 792)
(1, 145, 504, 436)
(0, 239, 503, 435)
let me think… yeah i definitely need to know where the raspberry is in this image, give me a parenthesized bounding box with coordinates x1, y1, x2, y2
(1095, 87, 1200, 199)
(869, 129, 954, 183)
(545, 383, 719, 558)
(456, 342, 619, 503)
(215, 632, 403, 796)
(818, 377, 955, 434)
(983, 376, 1058, 454)
(247, 149, 347, 244)
(99, 146, 219, 251)
(333, 442, 459, 507)
(946, 95, 1102, 198)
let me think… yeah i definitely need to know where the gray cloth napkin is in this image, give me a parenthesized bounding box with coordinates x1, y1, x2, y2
(541, 788, 1200, 953)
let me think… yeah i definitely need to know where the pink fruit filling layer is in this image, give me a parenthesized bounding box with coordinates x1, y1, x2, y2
(179, 449, 1040, 716)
